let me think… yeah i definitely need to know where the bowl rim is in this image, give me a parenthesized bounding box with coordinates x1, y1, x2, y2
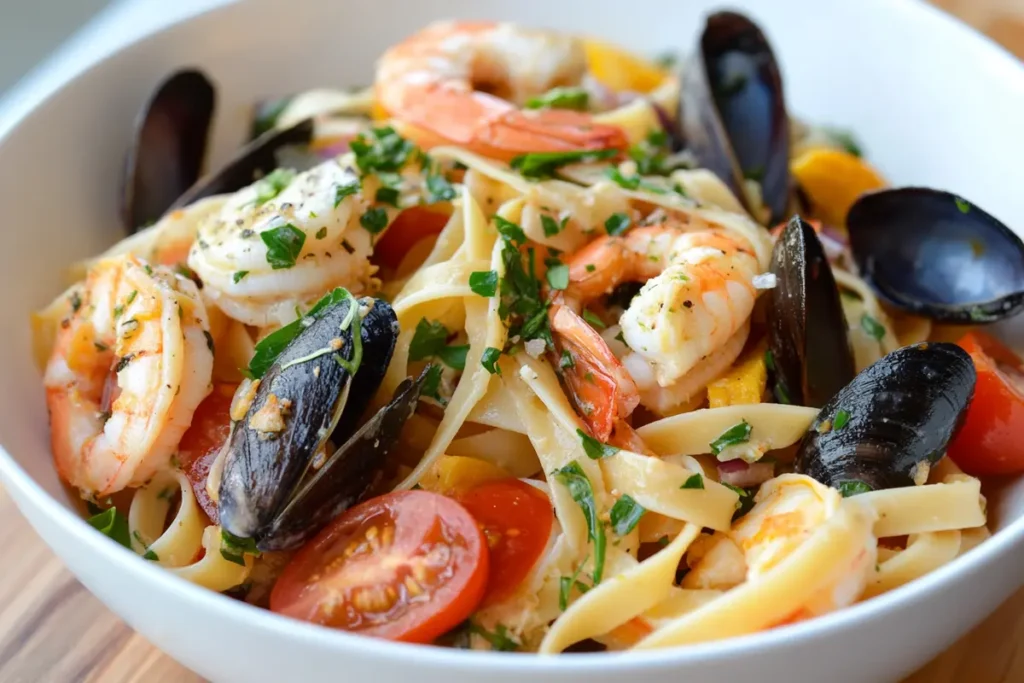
(2, 0, 1024, 672)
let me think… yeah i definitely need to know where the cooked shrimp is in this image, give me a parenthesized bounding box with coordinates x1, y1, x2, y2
(375, 21, 628, 161)
(729, 474, 877, 620)
(44, 255, 214, 497)
(187, 159, 376, 327)
(553, 221, 762, 418)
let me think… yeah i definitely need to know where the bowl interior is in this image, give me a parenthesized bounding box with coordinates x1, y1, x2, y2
(1, 0, 1024, 678)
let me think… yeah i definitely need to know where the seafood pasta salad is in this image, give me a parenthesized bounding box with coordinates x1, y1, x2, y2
(33, 12, 1024, 653)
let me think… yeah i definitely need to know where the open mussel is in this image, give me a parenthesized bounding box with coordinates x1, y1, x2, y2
(795, 342, 976, 491)
(680, 11, 790, 223)
(768, 215, 856, 407)
(121, 69, 215, 232)
(218, 294, 413, 550)
(847, 188, 1024, 323)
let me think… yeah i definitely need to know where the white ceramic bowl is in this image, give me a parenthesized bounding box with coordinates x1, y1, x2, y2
(3, 1, 1024, 681)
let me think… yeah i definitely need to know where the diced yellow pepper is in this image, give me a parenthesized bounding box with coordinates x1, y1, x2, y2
(707, 343, 768, 408)
(584, 40, 667, 94)
(417, 455, 511, 494)
(791, 148, 887, 228)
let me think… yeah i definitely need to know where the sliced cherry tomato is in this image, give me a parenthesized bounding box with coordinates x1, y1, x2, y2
(177, 383, 236, 522)
(373, 206, 450, 270)
(948, 331, 1024, 475)
(456, 479, 554, 606)
(270, 490, 488, 643)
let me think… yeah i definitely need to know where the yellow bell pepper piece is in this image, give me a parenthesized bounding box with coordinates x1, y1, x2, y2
(707, 343, 768, 408)
(417, 455, 511, 494)
(584, 40, 666, 94)
(791, 148, 887, 228)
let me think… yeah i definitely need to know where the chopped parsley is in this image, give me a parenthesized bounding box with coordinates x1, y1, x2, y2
(510, 148, 618, 180)
(577, 428, 619, 460)
(421, 363, 445, 403)
(955, 196, 971, 214)
(604, 212, 631, 236)
(553, 461, 606, 583)
(70, 291, 82, 313)
(560, 349, 576, 369)
(437, 344, 470, 372)
(252, 168, 296, 206)
(143, 549, 159, 561)
(260, 223, 306, 269)
(469, 623, 519, 652)
(558, 556, 591, 610)
(860, 313, 886, 341)
(360, 207, 389, 234)
(582, 309, 606, 329)
(823, 126, 863, 157)
(481, 347, 502, 375)
(586, 264, 596, 273)
(609, 494, 646, 535)
(220, 529, 260, 567)
(722, 482, 750, 499)
(426, 171, 457, 204)
(334, 180, 360, 207)
(86, 507, 130, 548)
(834, 409, 851, 430)
(494, 217, 553, 351)
(627, 129, 675, 176)
(469, 270, 499, 297)
(764, 348, 776, 372)
(710, 421, 752, 456)
(495, 216, 527, 244)
(350, 126, 416, 175)
(546, 263, 569, 290)
(680, 473, 705, 490)
(233, 271, 249, 284)
(837, 480, 873, 498)
(525, 86, 589, 111)
(409, 318, 450, 361)
(541, 213, 569, 237)
(375, 185, 400, 207)
(605, 166, 668, 194)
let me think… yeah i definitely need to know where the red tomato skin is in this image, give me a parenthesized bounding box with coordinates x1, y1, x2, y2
(948, 331, 1024, 476)
(270, 490, 488, 643)
(176, 384, 236, 522)
(373, 206, 449, 270)
(457, 479, 554, 606)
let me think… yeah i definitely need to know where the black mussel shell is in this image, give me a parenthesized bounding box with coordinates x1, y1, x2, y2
(795, 342, 976, 491)
(169, 118, 315, 212)
(769, 215, 856, 407)
(848, 188, 1024, 324)
(218, 296, 398, 539)
(122, 69, 215, 232)
(259, 371, 427, 551)
(680, 11, 790, 223)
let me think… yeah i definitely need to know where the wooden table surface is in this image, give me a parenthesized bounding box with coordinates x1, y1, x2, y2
(4, 2, 1024, 681)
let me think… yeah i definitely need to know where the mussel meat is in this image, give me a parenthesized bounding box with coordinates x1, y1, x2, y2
(680, 11, 790, 223)
(795, 342, 976, 491)
(121, 69, 215, 232)
(847, 187, 1024, 323)
(768, 215, 856, 407)
(217, 294, 406, 549)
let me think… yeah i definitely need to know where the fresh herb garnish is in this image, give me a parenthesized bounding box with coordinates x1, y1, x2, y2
(582, 309, 605, 329)
(710, 421, 752, 456)
(834, 409, 851, 430)
(360, 207, 389, 234)
(426, 172, 456, 204)
(722, 482, 750, 499)
(437, 344, 470, 371)
(764, 348, 776, 372)
(541, 214, 570, 237)
(494, 217, 554, 351)
(350, 126, 416, 175)
(421, 363, 445, 403)
(823, 126, 864, 157)
(220, 529, 260, 567)
(627, 129, 675, 176)
(260, 223, 306, 269)
(233, 271, 249, 284)
(860, 313, 886, 341)
(605, 166, 667, 194)
(334, 179, 360, 207)
(86, 507, 130, 548)
(469, 623, 519, 652)
(525, 86, 589, 111)
(577, 428, 619, 460)
(546, 263, 569, 290)
(955, 196, 971, 214)
(604, 212, 631, 236)
(410, 318, 450, 361)
(553, 461, 607, 583)
(469, 270, 499, 297)
(680, 473, 705, 490)
(558, 555, 591, 611)
(560, 349, 575, 369)
(609, 494, 646, 535)
(375, 185, 400, 207)
(510, 148, 618, 180)
(143, 549, 159, 561)
(494, 216, 527, 244)
(837, 480, 873, 497)
(252, 168, 296, 206)
(481, 347, 502, 375)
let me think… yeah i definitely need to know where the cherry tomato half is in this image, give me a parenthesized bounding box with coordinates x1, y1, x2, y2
(270, 490, 488, 643)
(177, 383, 236, 522)
(948, 331, 1024, 476)
(373, 206, 450, 270)
(457, 479, 554, 606)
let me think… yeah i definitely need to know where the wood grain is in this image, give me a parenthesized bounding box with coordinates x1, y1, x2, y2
(2, 2, 1024, 682)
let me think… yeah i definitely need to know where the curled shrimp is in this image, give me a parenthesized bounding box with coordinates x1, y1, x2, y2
(553, 219, 763, 419)
(187, 160, 376, 327)
(375, 21, 628, 161)
(44, 254, 214, 497)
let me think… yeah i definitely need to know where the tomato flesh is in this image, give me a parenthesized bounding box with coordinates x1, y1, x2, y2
(270, 490, 488, 643)
(457, 479, 554, 606)
(177, 384, 236, 522)
(948, 331, 1024, 476)
(373, 206, 450, 270)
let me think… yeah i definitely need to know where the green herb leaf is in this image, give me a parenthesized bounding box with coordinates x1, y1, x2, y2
(233, 271, 249, 284)
(375, 185, 400, 207)
(680, 473, 705, 490)
(577, 428, 619, 460)
(247, 288, 354, 378)
(481, 346, 502, 375)
(764, 348, 776, 372)
(510, 148, 618, 180)
(221, 529, 259, 555)
(253, 168, 296, 206)
(834, 409, 851, 430)
(360, 207, 389, 234)
(86, 507, 131, 548)
(409, 318, 450, 361)
(546, 263, 569, 290)
(334, 180, 360, 207)
(837, 480, 873, 497)
(558, 554, 590, 611)
(260, 223, 306, 269)
(469, 623, 519, 652)
(722, 482, 751, 498)
(710, 420, 752, 456)
(604, 212, 631, 236)
(350, 126, 416, 175)
(955, 196, 971, 214)
(823, 126, 864, 157)
(437, 344, 470, 371)
(143, 549, 159, 561)
(553, 461, 607, 583)
(860, 313, 886, 341)
(426, 172, 456, 204)
(421, 363, 444, 402)
(609, 494, 646, 535)
(469, 270, 499, 297)
(494, 216, 527, 244)
(582, 309, 606, 329)
(560, 349, 575, 369)
(525, 86, 589, 111)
